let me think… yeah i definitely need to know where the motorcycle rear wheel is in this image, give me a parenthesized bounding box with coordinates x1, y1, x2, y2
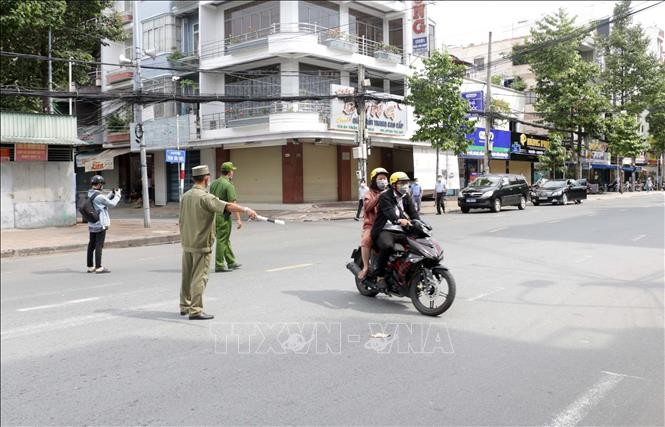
(410, 267, 456, 316)
(353, 251, 379, 297)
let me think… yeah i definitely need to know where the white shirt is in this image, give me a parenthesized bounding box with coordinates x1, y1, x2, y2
(435, 180, 447, 193)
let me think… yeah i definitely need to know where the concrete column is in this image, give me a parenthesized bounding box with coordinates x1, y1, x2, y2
(340, 4, 349, 32)
(201, 148, 217, 179)
(280, 1, 299, 32)
(281, 59, 299, 97)
(153, 150, 167, 206)
(383, 17, 389, 44)
(384, 79, 390, 93)
(341, 71, 350, 87)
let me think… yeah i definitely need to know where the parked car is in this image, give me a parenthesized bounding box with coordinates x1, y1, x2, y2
(458, 174, 530, 213)
(576, 178, 589, 193)
(530, 179, 587, 205)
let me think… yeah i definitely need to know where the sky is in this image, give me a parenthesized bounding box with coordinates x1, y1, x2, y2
(431, 0, 665, 48)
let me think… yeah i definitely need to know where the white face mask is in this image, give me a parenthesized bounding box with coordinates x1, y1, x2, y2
(376, 179, 388, 190)
(397, 183, 410, 194)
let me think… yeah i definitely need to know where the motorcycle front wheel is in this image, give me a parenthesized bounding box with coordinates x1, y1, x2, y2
(409, 267, 456, 316)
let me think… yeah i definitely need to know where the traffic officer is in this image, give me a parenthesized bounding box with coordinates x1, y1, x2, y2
(179, 165, 257, 320)
(210, 161, 241, 272)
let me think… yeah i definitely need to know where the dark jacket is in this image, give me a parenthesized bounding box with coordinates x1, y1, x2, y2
(371, 189, 420, 241)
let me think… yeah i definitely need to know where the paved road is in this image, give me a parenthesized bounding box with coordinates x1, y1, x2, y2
(2, 194, 663, 426)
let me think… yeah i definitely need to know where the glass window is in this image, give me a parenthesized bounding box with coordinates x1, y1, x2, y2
(142, 14, 178, 54)
(349, 9, 383, 43)
(299, 1, 339, 30)
(473, 57, 484, 70)
(224, 1, 279, 39)
(388, 19, 403, 49)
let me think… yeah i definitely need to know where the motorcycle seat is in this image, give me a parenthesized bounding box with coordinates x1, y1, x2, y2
(394, 243, 406, 252)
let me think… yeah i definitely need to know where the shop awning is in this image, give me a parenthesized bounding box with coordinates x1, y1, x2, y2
(590, 163, 641, 172)
(76, 148, 130, 172)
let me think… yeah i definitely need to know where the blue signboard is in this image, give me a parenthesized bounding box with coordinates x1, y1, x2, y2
(463, 127, 511, 159)
(461, 91, 485, 114)
(166, 149, 186, 164)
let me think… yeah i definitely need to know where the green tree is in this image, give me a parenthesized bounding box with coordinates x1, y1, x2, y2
(491, 75, 503, 85)
(645, 62, 665, 181)
(405, 50, 475, 159)
(606, 113, 647, 186)
(489, 98, 511, 128)
(523, 9, 608, 179)
(538, 133, 569, 178)
(0, 0, 124, 112)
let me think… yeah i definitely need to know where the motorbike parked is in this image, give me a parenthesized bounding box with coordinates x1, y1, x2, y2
(346, 219, 456, 316)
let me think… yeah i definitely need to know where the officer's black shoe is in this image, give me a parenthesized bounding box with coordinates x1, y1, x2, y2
(189, 312, 214, 320)
(215, 267, 231, 273)
(180, 310, 188, 316)
(228, 263, 242, 270)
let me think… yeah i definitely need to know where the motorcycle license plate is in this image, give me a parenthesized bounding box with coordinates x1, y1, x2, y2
(539, 197, 548, 200)
(466, 198, 476, 203)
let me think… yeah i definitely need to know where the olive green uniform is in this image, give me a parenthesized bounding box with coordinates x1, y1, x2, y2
(179, 184, 228, 316)
(210, 176, 238, 270)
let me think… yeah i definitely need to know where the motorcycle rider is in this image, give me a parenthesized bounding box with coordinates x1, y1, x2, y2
(357, 167, 389, 280)
(370, 171, 421, 291)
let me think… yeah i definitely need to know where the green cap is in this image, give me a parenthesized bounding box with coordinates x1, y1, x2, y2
(221, 161, 237, 172)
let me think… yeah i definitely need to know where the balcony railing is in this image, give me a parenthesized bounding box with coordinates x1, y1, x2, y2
(200, 23, 405, 64)
(201, 101, 330, 130)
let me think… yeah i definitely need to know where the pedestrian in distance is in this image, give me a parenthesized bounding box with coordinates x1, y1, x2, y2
(411, 177, 422, 213)
(86, 175, 121, 273)
(646, 176, 653, 192)
(180, 165, 257, 320)
(435, 175, 447, 214)
(210, 161, 242, 273)
(355, 179, 369, 221)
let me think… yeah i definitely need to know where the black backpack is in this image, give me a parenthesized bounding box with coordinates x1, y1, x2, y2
(78, 192, 100, 223)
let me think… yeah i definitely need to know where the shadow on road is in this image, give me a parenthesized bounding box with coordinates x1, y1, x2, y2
(282, 289, 423, 316)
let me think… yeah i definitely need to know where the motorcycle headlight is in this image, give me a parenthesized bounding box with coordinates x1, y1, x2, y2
(480, 190, 494, 199)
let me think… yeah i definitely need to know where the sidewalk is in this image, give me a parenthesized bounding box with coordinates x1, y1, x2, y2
(1, 191, 656, 258)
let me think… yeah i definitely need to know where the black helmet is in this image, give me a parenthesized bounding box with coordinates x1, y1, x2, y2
(91, 175, 105, 185)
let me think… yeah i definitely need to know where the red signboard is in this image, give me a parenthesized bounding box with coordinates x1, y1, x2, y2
(0, 147, 10, 161)
(14, 144, 47, 161)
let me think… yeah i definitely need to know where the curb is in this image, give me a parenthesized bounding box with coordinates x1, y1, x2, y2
(1, 235, 181, 259)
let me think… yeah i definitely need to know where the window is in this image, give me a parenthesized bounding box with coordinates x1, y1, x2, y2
(388, 19, 403, 49)
(192, 23, 199, 54)
(225, 64, 280, 119)
(299, 63, 340, 96)
(124, 38, 133, 60)
(299, 1, 339, 30)
(474, 57, 485, 70)
(224, 1, 279, 39)
(349, 9, 383, 43)
(428, 24, 436, 56)
(142, 14, 181, 54)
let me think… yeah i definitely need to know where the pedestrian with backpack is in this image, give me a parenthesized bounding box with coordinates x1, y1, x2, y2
(85, 175, 120, 273)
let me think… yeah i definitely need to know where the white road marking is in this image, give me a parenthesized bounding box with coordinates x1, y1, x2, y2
(547, 219, 561, 224)
(1, 298, 195, 340)
(550, 372, 623, 427)
(466, 287, 505, 301)
(488, 227, 507, 233)
(1, 282, 124, 303)
(631, 234, 646, 242)
(16, 297, 101, 312)
(266, 263, 313, 272)
(601, 370, 646, 380)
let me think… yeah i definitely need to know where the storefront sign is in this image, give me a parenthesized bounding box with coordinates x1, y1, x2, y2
(511, 132, 550, 155)
(585, 151, 611, 165)
(461, 91, 484, 115)
(412, 0, 428, 56)
(166, 149, 186, 164)
(464, 127, 511, 159)
(84, 158, 114, 172)
(329, 85, 406, 136)
(14, 144, 47, 161)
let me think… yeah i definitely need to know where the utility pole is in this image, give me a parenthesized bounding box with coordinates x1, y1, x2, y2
(68, 58, 73, 115)
(483, 31, 492, 174)
(48, 28, 53, 114)
(176, 113, 184, 202)
(357, 64, 368, 183)
(132, 0, 151, 228)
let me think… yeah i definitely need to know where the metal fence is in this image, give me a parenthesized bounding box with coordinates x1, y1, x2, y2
(201, 100, 330, 130)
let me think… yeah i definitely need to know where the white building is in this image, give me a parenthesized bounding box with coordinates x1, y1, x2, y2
(96, 0, 439, 203)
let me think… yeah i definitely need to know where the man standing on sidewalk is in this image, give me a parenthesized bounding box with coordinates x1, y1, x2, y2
(411, 178, 422, 213)
(435, 175, 447, 214)
(354, 179, 368, 221)
(210, 161, 241, 273)
(86, 175, 121, 273)
(180, 165, 257, 320)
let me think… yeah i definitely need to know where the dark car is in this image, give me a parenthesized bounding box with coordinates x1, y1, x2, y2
(458, 174, 530, 213)
(530, 179, 587, 205)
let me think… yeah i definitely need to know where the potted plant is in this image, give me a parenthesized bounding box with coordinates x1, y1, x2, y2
(374, 43, 402, 63)
(322, 29, 357, 53)
(106, 113, 130, 143)
(167, 48, 184, 62)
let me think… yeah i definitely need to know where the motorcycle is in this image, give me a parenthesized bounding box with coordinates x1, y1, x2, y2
(346, 219, 456, 317)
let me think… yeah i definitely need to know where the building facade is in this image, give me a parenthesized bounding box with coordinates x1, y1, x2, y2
(97, 0, 440, 204)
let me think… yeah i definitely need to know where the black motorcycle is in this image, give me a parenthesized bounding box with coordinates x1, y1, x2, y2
(346, 220, 456, 316)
